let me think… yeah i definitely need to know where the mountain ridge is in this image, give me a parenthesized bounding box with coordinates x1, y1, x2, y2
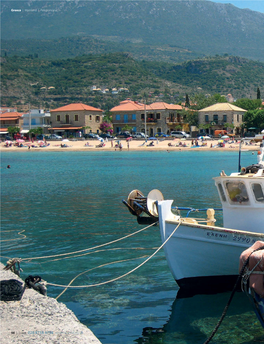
(1, 0, 264, 61)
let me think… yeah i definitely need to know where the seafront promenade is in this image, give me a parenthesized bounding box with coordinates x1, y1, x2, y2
(0, 263, 102, 344)
(0, 138, 260, 152)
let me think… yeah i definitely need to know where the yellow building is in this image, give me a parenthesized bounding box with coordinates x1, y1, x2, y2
(50, 103, 103, 137)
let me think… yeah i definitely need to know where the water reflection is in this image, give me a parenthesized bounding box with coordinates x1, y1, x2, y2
(137, 291, 264, 344)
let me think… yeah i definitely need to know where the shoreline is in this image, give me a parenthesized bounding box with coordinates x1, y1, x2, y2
(0, 139, 261, 153)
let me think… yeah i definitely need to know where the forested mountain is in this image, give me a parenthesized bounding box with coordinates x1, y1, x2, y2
(1, 0, 264, 62)
(1, 53, 263, 110)
(1, 36, 200, 64)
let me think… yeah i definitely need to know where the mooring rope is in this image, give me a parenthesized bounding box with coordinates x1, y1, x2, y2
(3, 221, 158, 263)
(55, 255, 149, 300)
(0, 230, 27, 242)
(203, 245, 264, 344)
(46, 220, 182, 289)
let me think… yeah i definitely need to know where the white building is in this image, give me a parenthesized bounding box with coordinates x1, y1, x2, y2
(22, 109, 51, 134)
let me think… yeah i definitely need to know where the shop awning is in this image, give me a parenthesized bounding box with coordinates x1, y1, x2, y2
(49, 127, 83, 130)
(21, 130, 29, 133)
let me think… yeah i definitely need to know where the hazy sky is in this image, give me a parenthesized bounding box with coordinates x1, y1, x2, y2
(212, 0, 264, 13)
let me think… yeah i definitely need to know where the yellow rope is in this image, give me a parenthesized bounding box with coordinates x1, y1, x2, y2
(55, 255, 149, 300)
(47, 220, 181, 289)
(20, 221, 158, 262)
(0, 230, 27, 242)
(36, 247, 157, 264)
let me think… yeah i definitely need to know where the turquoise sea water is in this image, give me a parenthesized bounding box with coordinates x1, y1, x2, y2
(1, 150, 264, 343)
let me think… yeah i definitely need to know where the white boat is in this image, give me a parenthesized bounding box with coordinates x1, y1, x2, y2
(123, 137, 264, 295)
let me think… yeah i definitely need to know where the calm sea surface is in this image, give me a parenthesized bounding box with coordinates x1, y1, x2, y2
(1, 150, 263, 343)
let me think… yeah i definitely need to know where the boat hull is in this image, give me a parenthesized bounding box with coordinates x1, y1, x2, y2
(158, 200, 264, 294)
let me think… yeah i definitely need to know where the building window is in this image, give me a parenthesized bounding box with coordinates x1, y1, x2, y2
(65, 114, 70, 124)
(223, 115, 227, 122)
(75, 115, 78, 121)
(116, 114, 120, 120)
(56, 115, 60, 121)
(157, 113, 161, 120)
(237, 115, 239, 122)
(124, 114, 128, 123)
(132, 114, 136, 120)
(89, 115, 92, 121)
(213, 114, 218, 124)
(96, 116, 100, 123)
(205, 115, 209, 122)
(141, 114, 144, 120)
(157, 128, 161, 133)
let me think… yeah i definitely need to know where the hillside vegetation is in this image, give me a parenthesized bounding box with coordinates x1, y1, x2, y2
(1, 53, 263, 110)
(1, 36, 201, 64)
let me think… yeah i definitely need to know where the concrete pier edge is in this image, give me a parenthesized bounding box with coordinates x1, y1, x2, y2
(0, 263, 102, 344)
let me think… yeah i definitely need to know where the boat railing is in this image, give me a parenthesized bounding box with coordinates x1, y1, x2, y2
(172, 206, 223, 217)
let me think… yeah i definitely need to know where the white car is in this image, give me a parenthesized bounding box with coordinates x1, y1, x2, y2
(171, 131, 190, 138)
(133, 132, 148, 138)
(49, 134, 62, 140)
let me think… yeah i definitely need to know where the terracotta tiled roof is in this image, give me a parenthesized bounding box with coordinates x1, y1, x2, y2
(50, 103, 102, 112)
(149, 102, 183, 110)
(110, 99, 183, 112)
(199, 103, 247, 112)
(110, 99, 145, 112)
(0, 112, 24, 120)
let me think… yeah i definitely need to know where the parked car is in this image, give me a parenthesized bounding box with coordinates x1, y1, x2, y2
(155, 132, 169, 137)
(36, 134, 48, 140)
(132, 132, 147, 139)
(171, 131, 190, 138)
(116, 132, 131, 138)
(100, 133, 115, 139)
(5, 135, 12, 141)
(84, 133, 99, 139)
(48, 134, 62, 140)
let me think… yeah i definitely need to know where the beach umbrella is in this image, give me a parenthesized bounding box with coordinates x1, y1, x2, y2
(38, 140, 45, 144)
(221, 135, 229, 139)
(5, 140, 12, 145)
(204, 135, 211, 139)
(126, 137, 132, 141)
(62, 139, 69, 142)
(261, 130, 264, 134)
(218, 139, 224, 143)
(16, 139, 25, 143)
(148, 137, 157, 140)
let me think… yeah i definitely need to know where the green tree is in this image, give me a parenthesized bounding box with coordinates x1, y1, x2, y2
(185, 94, 190, 107)
(243, 109, 264, 131)
(122, 124, 133, 132)
(257, 87, 261, 100)
(234, 98, 261, 111)
(182, 109, 198, 126)
(28, 127, 43, 137)
(7, 126, 20, 137)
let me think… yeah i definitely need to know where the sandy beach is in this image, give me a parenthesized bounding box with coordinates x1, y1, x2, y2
(0, 138, 261, 152)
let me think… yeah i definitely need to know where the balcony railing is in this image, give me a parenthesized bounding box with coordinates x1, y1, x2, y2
(166, 117, 182, 124)
(141, 118, 157, 123)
